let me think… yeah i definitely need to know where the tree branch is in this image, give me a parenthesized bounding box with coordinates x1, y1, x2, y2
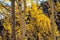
(1, 4, 11, 11)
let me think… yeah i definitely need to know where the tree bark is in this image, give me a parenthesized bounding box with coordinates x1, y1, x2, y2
(21, 0, 26, 40)
(48, 0, 56, 40)
(18, 0, 26, 40)
(10, 0, 16, 40)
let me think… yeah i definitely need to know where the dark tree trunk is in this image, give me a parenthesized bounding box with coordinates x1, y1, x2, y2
(10, 0, 16, 40)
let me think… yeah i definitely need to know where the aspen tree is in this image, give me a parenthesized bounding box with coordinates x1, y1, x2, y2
(10, 0, 16, 40)
(48, 0, 56, 40)
(18, 0, 26, 40)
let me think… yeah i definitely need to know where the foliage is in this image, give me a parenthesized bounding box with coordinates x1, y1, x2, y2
(0, 0, 60, 40)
